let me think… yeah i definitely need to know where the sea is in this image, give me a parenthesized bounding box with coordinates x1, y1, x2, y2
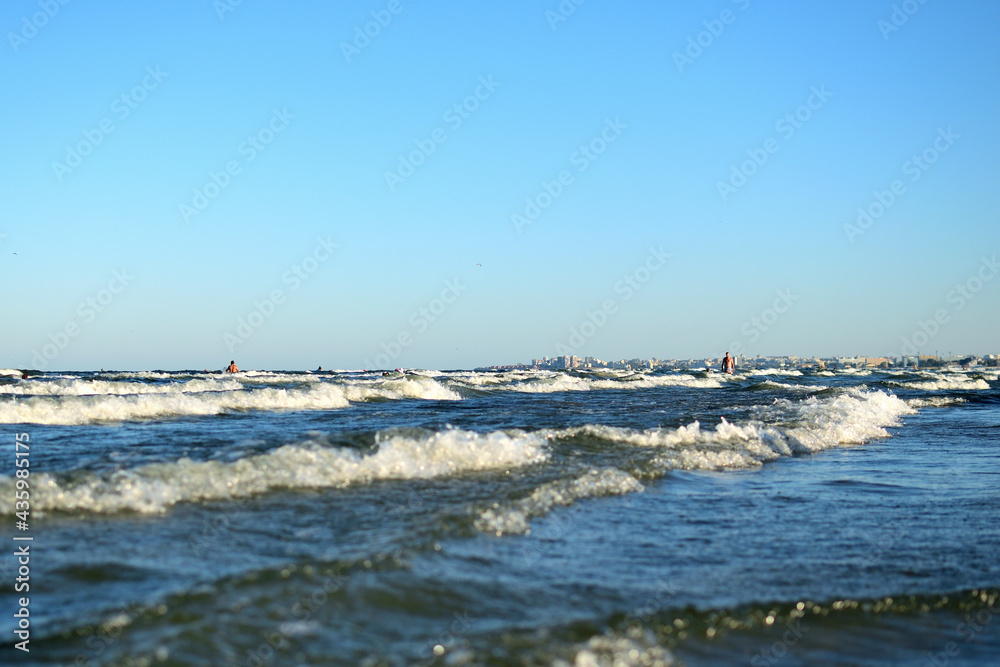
(0, 365, 998, 666)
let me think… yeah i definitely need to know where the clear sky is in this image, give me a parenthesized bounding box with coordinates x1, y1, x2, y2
(2, 0, 998, 370)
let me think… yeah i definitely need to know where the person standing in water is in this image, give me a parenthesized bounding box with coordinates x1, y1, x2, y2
(721, 352, 735, 374)
(225, 360, 240, 373)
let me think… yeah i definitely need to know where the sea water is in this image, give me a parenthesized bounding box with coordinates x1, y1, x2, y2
(0, 367, 997, 665)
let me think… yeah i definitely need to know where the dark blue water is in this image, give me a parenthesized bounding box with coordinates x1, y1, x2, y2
(0, 367, 997, 665)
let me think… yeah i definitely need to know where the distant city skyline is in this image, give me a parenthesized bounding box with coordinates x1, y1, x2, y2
(2, 2, 998, 370)
(488, 351, 998, 373)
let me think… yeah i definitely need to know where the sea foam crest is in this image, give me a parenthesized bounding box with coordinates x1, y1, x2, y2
(746, 369, 804, 377)
(573, 420, 788, 471)
(895, 375, 990, 391)
(0, 428, 548, 515)
(906, 396, 966, 408)
(0, 383, 353, 425)
(0, 377, 244, 397)
(767, 388, 915, 450)
(342, 376, 461, 402)
(601, 389, 911, 477)
(472, 389, 915, 535)
(500, 372, 726, 393)
(475, 467, 644, 536)
(0, 376, 460, 425)
(756, 379, 824, 392)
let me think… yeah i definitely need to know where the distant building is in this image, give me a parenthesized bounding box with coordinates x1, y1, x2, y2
(510, 351, 993, 373)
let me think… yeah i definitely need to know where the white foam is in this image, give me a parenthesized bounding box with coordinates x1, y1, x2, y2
(588, 374, 726, 390)
(0, 369, 22, 378)
(343, 376, 461, 402)
(747, 369, 803, 377)
(236, 372, 322, 384)
(0, 387, 919, 519)
(442, 369, 733, 393)
(892, 374, 990, 391)
(404, 369, 445, 377)
(769, 388, 915, 450)
(906, 396, 966, 408)
(0, 376, 460, 425)
(506, 375, 595, 393)
(0, 428, 548, 515)
(449, 371, 528, 387)
(0, 383, 353, 425)
(0, 377, 243, 397)
(475, 468, 643, 535)
(474, 388, 915, 535)
(96, 371, 179, 380)
(757, 380, 825, 392)
(578, 388, 914, 459)
(573, 421, 787, 472)
(496, 372, 725, 393)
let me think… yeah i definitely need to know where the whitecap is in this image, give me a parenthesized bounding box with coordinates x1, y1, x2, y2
(0, 428, 547, 515)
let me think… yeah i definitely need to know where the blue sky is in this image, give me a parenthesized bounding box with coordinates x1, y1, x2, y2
(2, 0, 998, 370)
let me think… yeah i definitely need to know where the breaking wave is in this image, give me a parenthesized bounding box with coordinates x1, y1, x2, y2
(472, 388, 914, 534)
(893, 375, 991, 391)
(0, 428, 548, 515)
(476, 467, 644, 535)
(0, 376, 459, 425)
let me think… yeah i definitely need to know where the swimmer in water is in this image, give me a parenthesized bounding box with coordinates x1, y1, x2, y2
(225, 360, 240, 373)
(721, 352, 735, 374)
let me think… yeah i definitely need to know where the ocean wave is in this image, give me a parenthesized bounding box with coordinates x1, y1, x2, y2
(891, 375, 990, 391)
(470, 389, 914, 535)
(746, 369, 803, 377)
(0, 383, 352, 425)
(0, 428, 548, 515)
(496, 373, 726, 393)
(755, 380, 825, 392)
(447, 371, 538, 387)
(591, 374, 730, 390)
(476, 468, 644, 536)
(906, 396, 966, 408)
(1, 388, 915, 518)
(573, 389, 911, 457)
(546, 589, 1000, 667)
(0, 376, 460, 425)
(0, 377, 244, 397)
(403, 369, 446, 377)
(344, 376, 462, 402)
(771, 388, 915, 448)
(502, 375, 595, 393)
(96, 371, 180, 380)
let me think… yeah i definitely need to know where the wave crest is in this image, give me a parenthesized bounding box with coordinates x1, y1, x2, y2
(0, 428, 548, 515)
(0, 376, 459, 425)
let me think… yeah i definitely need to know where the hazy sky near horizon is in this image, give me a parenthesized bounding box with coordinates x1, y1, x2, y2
(2, 0, 998, 370)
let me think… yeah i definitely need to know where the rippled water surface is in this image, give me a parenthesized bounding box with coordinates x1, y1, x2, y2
(1, 366, 998, 665)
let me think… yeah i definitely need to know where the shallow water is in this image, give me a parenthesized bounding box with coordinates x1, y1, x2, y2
(0, 367, 997, 665)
